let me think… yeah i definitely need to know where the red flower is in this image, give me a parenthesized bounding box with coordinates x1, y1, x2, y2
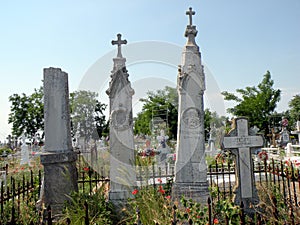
(157, 178, 162, 183)
(83, 167, 89, 171)
(132, 189, 139, 195)
(213, 218, 219, 224)
(165, 195, 171, 199)
(158, 189, 165, 194)
(196, 215, 201, 219)
(186, 208, 191, 213)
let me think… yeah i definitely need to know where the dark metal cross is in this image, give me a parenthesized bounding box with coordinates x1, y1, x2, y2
(111, 33, 127, 58)
(186, 7, 195, 26)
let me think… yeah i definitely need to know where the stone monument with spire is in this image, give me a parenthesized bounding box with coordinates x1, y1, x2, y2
(172, 7, 209, 202)
(106, 34, 136, 206)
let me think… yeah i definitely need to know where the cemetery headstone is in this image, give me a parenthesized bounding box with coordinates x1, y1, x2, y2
(20, 134, 30, 165)
(222, 117, 264, 216)
(291, 120, 300, 145)
(208, 124, 217, 151)
(40, 68, 78, 217)
(156, 129, 170, 162)
(106, 34, 136, 206)
(172, 7, 209, 202)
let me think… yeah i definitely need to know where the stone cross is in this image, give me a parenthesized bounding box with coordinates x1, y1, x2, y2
(186, 7, 195, 26)
(222, 117, 263, 215)
(111, 33, 127, 58)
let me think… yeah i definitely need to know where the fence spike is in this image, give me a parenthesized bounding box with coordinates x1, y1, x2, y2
(84, 201, 89, 225)
(47, 205, 52, 225)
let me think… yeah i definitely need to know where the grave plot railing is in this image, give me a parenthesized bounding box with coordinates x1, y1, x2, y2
(208, 161, 236, 201)
(207, 158, 300, 209)
(77, 166, 110, 194)
(0, 169, 42, 223)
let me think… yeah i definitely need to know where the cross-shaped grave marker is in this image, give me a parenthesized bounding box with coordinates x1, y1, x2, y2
(186, 7, 195, 26)
(111, 33, 127, 58)
(222, 117, 264, 215)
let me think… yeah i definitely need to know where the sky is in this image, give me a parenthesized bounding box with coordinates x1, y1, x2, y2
(0, 0, 299, 141)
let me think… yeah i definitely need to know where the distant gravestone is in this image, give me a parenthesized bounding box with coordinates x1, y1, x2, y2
(222, 117, 263, 216)
(40, 68, 78, 217)
(291, 120, 300, 144)
(156, 130, 170, 162)
(20, 134, 30, 165)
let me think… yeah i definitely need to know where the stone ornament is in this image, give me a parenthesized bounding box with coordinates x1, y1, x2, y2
(182, 107, 201, 129)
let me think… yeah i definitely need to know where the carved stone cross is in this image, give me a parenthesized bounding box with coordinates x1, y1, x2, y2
(222, 118, 263, 213)
(111, 33, 127, 58)
(186, 7, 195, 26)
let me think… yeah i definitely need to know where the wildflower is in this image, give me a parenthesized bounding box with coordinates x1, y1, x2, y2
(83, 167, 89, 171)
(186, 208, 191, 213)
(196, 215, 201, 219)
(213, 218, 219, 224)
(132, 189, 139, 195)
(165, 195, 171, 199)
(158, 189, 165, 194)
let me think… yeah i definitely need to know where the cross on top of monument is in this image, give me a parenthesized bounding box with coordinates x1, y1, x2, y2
(186, 7, 195, 26)
(111, 33, 127, 58)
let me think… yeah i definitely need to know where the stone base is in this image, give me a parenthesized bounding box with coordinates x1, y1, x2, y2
(109, 190, 132, 211)
(40, 151, 78, 217)
(233, 189, 260, 218)
(172, 182, 210, 204)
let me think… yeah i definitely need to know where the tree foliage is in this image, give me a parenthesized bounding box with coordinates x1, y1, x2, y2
(8, 87, 108, 140)
(8, 87, 44, 137)
(134, 86, 178, 139)
(288, 94, 300, 125)
(70, 90, 108, 141)
(134, 86, 222, 140)
(221, 71, 281, 134)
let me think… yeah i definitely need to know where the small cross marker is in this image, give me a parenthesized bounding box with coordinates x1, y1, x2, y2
(111, 33, 127, 58)
(186, 7, 195, 26)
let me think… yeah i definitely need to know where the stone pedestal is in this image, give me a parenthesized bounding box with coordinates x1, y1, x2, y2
(41, 68, 78, 217)
(40, 152, 77, 215)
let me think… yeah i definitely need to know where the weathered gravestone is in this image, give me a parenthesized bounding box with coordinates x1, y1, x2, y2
(172, 7, 209, 202)
(20, 134, 30, 165)
(40, 68, 78, 217)
(222, 117, 264, 216)
(106, 34, 136, 206)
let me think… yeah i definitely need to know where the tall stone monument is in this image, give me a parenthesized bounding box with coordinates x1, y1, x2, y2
(172, 7, 209, 202)
(106, 34, 136, 205)
(41, 68, 78, 216)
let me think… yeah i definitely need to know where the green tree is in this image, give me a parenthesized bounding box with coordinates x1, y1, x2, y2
(8, 87, 108, 141)
(288, 94, 300, 126)
(94, 101, 109, 138)
(134, 86, 178, 139)
(221, 71, 281, 135)
(70, 90, 108, 142)
(8, 87, 44, 138)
